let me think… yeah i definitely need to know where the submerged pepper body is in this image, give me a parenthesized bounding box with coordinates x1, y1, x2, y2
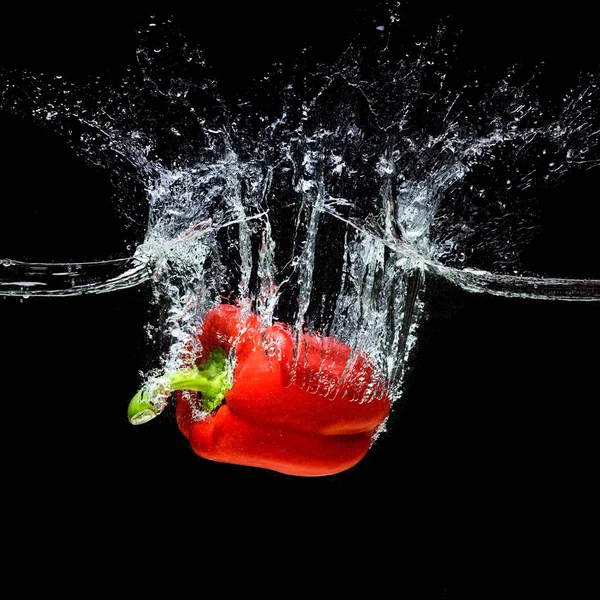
(175, 304, 391, 476)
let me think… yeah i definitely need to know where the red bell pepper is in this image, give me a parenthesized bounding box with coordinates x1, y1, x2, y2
(128, 304, 391, 476)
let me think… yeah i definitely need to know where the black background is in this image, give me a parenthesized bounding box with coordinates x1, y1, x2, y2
(1, 2, 598, 596)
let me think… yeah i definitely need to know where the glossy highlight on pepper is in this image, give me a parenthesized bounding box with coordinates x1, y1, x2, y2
(129, 304, 392, 476)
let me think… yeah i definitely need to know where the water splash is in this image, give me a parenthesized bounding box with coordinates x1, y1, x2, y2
(0, 256, 150, 296)
(1, 14, 598, 414)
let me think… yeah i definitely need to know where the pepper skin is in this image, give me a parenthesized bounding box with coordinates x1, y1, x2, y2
(172, 304, 391, 477)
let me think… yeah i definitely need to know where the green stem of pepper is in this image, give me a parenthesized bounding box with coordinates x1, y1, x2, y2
(127, 347, 231, 425)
